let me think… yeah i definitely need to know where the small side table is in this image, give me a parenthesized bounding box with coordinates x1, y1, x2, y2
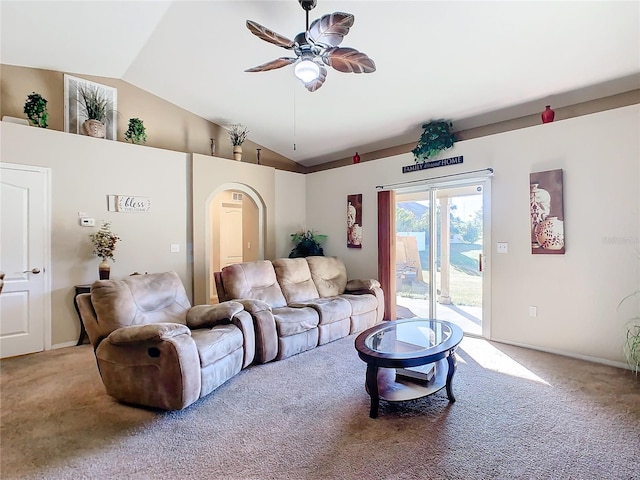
(74, 284, 91, 346)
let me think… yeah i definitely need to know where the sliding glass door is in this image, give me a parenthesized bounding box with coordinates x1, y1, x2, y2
(395, 177, 489, 337)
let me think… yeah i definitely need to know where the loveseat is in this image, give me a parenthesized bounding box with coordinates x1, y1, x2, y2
(215, 256, 384, 363)
(77, 271, 255, 410)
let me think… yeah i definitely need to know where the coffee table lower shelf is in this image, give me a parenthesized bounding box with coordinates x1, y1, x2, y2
(376, 358, 449, 403)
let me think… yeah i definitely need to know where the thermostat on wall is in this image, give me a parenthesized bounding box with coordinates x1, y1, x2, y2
(80, 217, 96, 227)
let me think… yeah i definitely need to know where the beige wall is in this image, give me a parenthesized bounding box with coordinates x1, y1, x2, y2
(191, 154, 285, 306)
(0, 64, 304, 173)
(275, 170, 308, 258)
(305, 105, 640, 366)
(1, 122, 191, 346)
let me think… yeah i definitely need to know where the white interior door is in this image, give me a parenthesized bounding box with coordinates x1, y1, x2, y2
(219, 204, 243, 267)
(0, 163, 50, 358)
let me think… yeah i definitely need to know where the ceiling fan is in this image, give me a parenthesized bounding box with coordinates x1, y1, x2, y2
(245, 0, 376, 92)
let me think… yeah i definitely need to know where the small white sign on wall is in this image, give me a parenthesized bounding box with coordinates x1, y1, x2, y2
(107, 195, 151, 213)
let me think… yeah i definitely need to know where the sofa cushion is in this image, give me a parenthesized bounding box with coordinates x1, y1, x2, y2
(91, 272, 191, 340)
(272, 306, 319, 337)
(340, 293, 378, 315)
(221, 260, 287, 308)
(291, 297, 351, 325)
(306, 256, 348, 298)
(273, 258, 320, 303)
(191, 324, 243, 368)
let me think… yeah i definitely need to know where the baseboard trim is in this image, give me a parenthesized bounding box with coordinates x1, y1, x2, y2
(51, 341, 78, 349)
(489, 337, 630, 371)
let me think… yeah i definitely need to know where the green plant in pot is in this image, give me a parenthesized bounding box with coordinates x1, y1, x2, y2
(412, 120, 457, 163)
(23, 92, 49, 128)
(124, 118, 147, 144)
(77, 84, 112, 138)
(619, 251, 640, 375)
(289, 229, 327, 258)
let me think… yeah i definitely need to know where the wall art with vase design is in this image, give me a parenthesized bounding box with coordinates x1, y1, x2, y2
(347, 194, 363, 248)
(530, 169, 565, 254)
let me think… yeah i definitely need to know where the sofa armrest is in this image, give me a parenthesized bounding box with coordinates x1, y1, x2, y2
(230, 310, 256, 368)
(345, 278, 381, 293)
(186, 301, 244, 329)
(237, 299, 272, 315)
(106, 323, 191, 345)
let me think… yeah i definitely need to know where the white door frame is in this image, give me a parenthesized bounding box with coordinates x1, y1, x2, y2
(0, 162, 52, 354)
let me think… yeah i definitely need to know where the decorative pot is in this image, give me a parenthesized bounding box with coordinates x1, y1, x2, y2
(535, 216, 564, 250)
(233, 145, 243, 161)
(353, 152, 361, 164)
(541, 105, 555, 124)
(83, 119, 106, 138)
(530, 183, 551, 245)
(98, 259, 110, 280)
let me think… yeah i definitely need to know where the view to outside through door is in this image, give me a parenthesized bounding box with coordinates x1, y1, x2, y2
(396, 184, 483, 336)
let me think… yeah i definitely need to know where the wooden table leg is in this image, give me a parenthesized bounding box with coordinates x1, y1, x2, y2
(445, 350, 457, 402)
(366, 364, 380, 418)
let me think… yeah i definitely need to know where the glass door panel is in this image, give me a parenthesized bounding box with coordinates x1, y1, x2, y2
(395, 181, 485, 337)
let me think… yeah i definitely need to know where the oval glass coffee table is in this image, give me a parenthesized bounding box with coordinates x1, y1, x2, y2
(355, 319, 463, 418)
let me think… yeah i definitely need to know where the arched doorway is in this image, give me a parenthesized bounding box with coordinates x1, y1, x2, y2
(206, 183, 265, 303)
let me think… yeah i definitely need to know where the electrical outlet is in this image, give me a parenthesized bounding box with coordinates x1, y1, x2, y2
(529, 306, 537, 317)
(170, 243, 180, 253)
(497, 242, 508, 254)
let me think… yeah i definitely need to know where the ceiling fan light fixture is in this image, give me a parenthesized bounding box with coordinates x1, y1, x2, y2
(294, 57, 320, 83)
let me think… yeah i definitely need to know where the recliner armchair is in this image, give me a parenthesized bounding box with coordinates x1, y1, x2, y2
(77, 271, 255, 410)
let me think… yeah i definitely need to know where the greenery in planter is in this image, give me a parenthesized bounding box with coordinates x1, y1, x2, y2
(77, 84, 111, 123)
(619, 251, 640, 375)
(228, 123, 249, 146)
(411, 120, 457, 163)
(23, 92, 49, 128)
(124, 118, 147, 144)
(289, 229, 327, 258)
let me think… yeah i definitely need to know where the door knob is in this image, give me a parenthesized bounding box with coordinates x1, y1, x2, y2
(23, 268, 41, 274)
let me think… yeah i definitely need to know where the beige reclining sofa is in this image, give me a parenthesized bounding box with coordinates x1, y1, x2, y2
(215, 256, 384, 363)
(77, 271, 255, 410)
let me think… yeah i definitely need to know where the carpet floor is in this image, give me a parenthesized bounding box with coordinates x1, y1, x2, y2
(1, 335, 639, 480)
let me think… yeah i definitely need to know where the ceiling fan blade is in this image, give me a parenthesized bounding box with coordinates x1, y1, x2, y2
(245, 57, 297, 72)
(246, 20, 295, 49)
(304, 66, 327, 92)
(325, 47, 376, 74)
(307, 12, 354, 47)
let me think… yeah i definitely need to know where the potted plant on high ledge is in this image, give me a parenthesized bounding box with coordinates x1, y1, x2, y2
(78, 84, 112, 138)
(124, 117, 147, 144)
(228, 124, 249, 161)
(23, 92, 49, 128)
(412, 120, 457, 163)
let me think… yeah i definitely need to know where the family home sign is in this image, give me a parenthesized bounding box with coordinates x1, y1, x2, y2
(402, 156, 464, 174)
(107, 195, 151, 213)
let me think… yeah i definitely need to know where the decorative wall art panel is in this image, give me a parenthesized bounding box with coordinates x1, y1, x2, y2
(64, 74, 117, 140)
(530, 169, 565, 254)
(347, 194, 363, 248)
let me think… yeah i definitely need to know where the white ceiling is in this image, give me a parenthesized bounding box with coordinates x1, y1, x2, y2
(1, 1, 639, 167)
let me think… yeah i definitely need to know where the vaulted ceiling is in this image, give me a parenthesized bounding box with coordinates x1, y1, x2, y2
(1, 1, 639, 167)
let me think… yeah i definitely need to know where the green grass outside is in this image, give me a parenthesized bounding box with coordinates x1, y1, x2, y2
(398, 243, 482, 306)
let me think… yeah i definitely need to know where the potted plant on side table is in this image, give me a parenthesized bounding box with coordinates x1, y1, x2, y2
(90, 221, 120, 280)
